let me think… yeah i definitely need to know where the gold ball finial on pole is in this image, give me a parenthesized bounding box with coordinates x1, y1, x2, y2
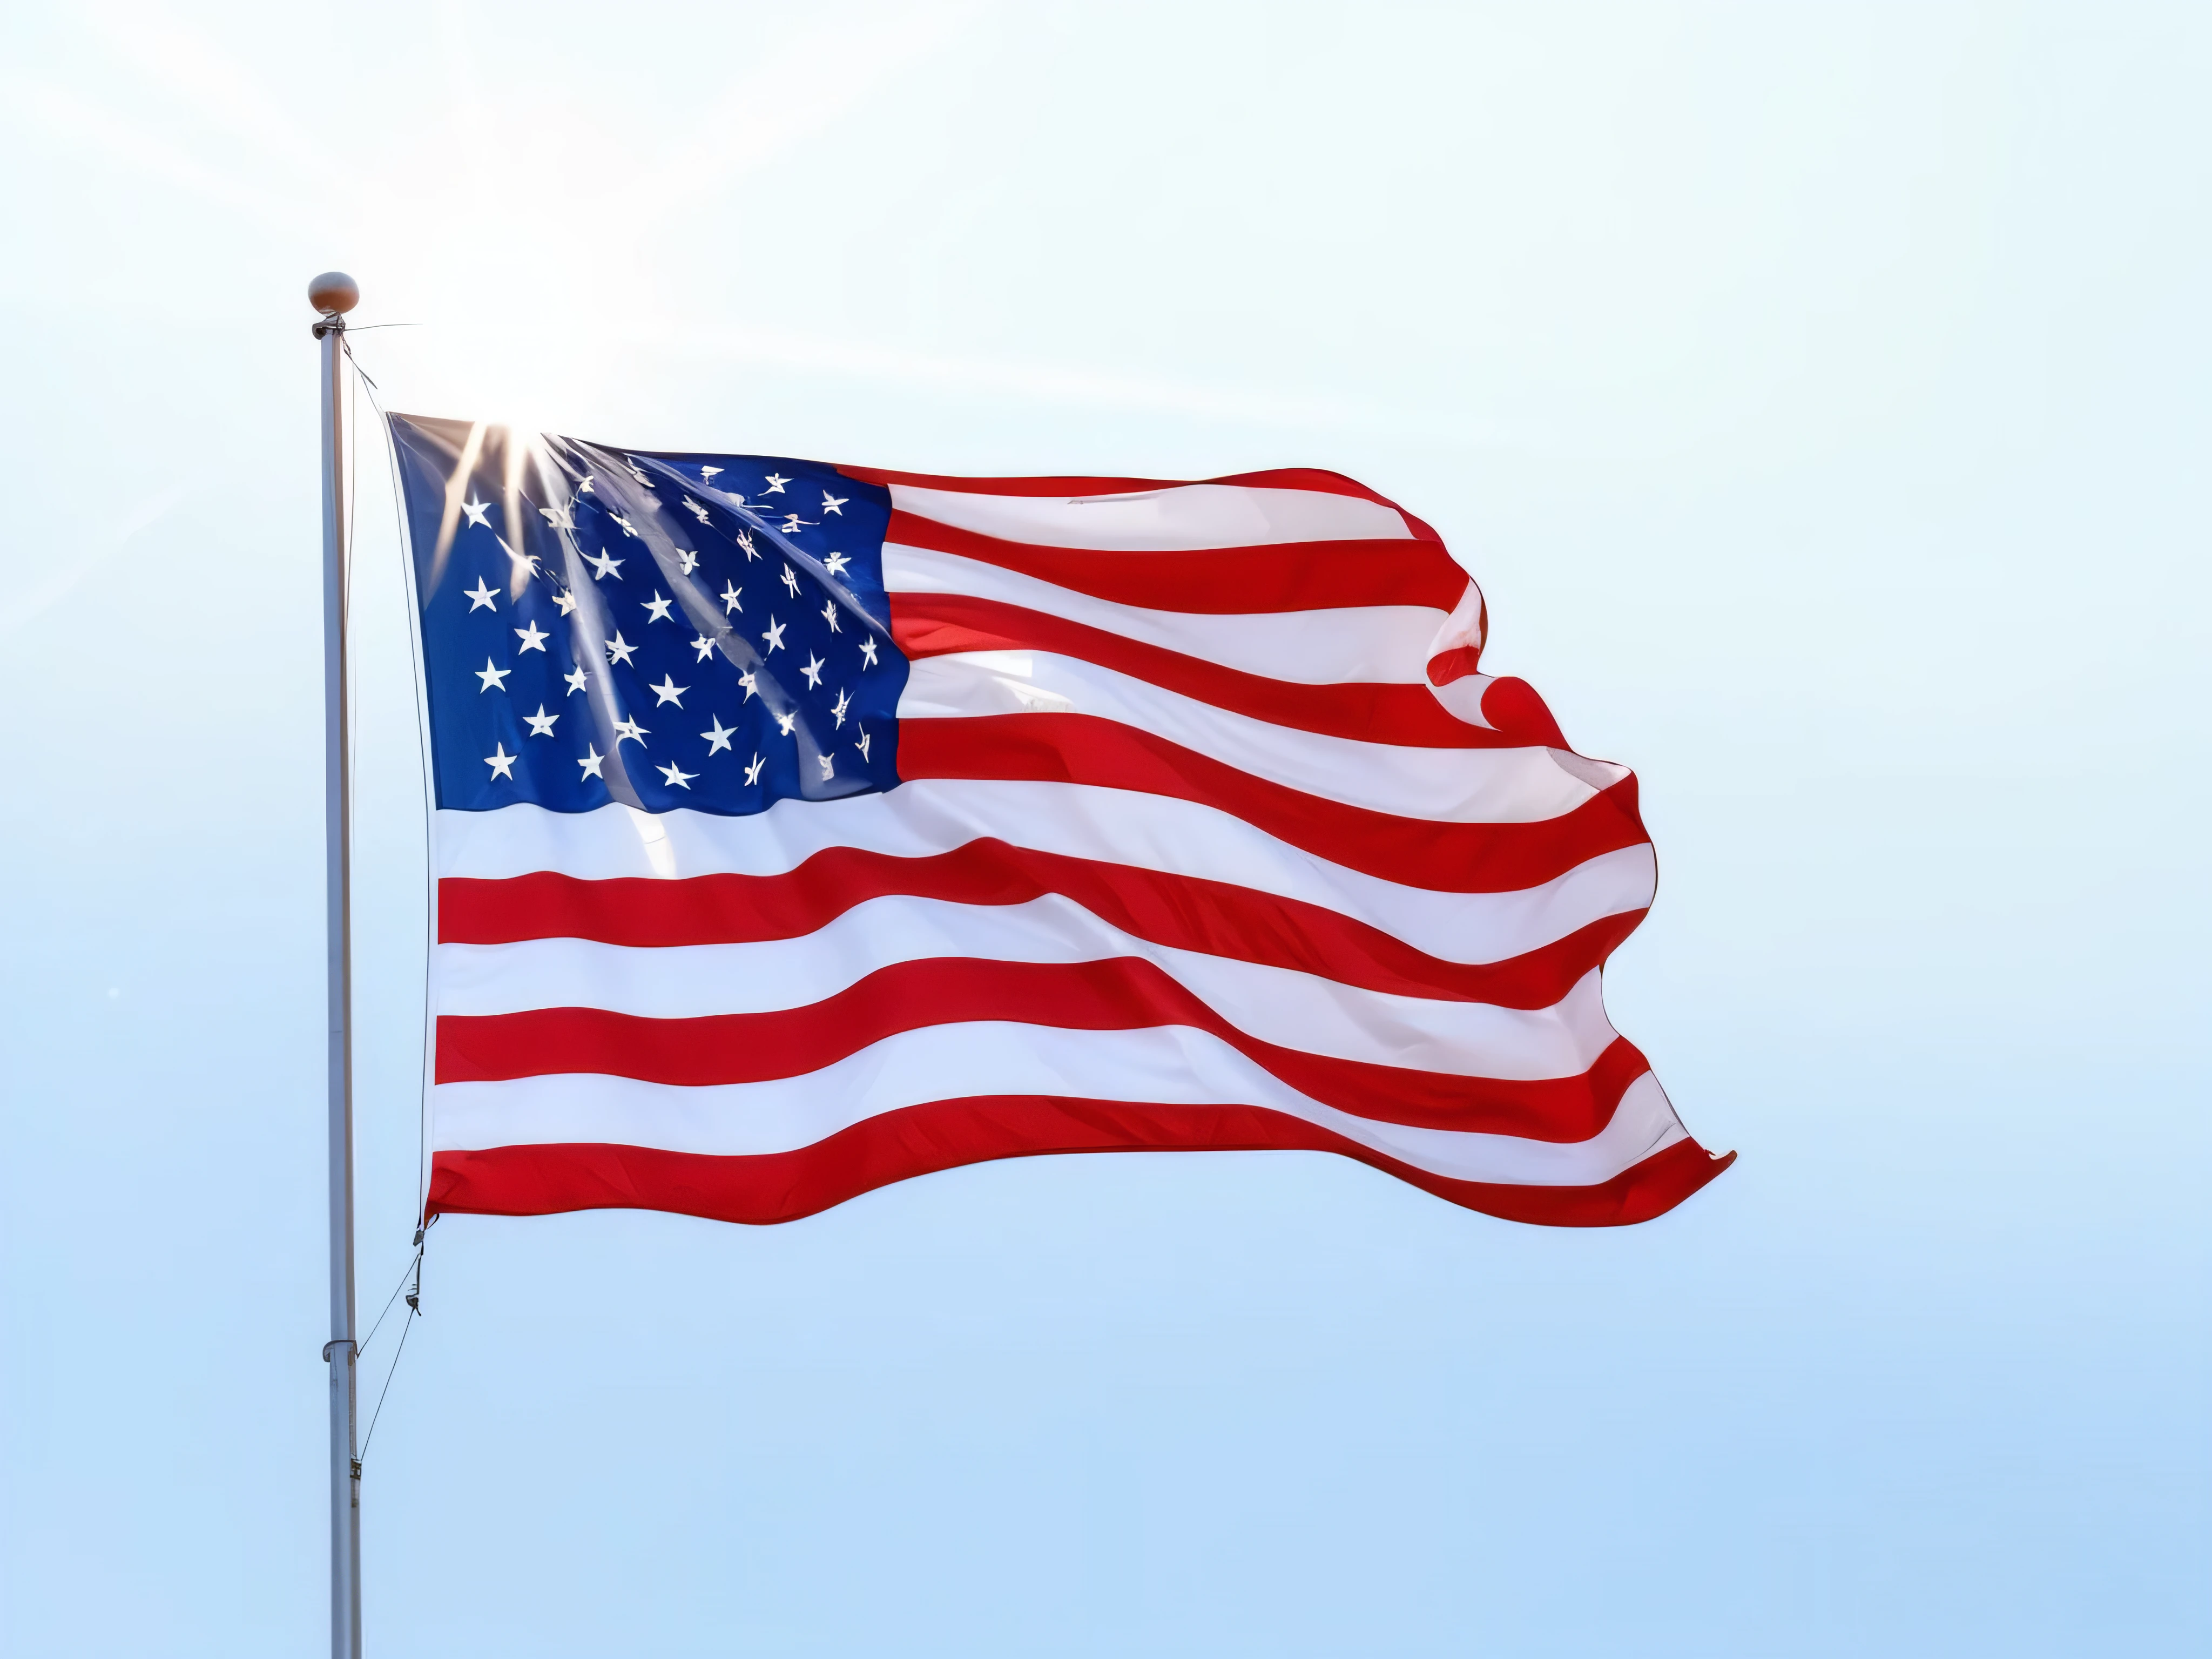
(308, 271, 360, 316)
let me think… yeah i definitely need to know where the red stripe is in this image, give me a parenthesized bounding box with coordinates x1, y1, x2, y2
(845, 462, 1431, 518)
(436, 956, 1648, 1139)
(895, 714, 1647, 894)
(427, 1114, 1732, 1228)
(440, 845, 1643, 1007)
(1427, 645, 1486, 685)
(886, 509, 1467, 612)
(1465, 678, 1567, 750)
(892, 592, 1522, 750)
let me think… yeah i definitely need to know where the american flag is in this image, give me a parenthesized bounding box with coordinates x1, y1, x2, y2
(388, 415, 1732, 1227)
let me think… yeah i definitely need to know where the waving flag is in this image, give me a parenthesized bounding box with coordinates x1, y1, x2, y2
(387, 415, 1732, 1227)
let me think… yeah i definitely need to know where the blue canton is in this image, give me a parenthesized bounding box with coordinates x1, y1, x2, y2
(390, 416, 906, 815)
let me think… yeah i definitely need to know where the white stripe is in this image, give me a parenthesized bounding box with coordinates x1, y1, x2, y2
(900, 651, 1617, 824)
(434, 798, 1654, 955)
(433, 1024, 1683, 1186)
(889, 482, 1414, 551)
(884, 543, 1443, 682)
(438, 903, 1617, 1079)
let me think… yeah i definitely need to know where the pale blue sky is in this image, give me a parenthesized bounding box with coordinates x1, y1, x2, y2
(2, 4, 2206, 1655)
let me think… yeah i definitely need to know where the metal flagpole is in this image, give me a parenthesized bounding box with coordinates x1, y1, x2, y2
(309, 269, 363, 1659)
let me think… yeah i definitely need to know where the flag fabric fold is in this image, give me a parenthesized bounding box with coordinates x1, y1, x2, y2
(387, 415, 1731, 1227)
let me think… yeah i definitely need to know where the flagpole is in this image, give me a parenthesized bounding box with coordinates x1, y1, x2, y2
(310, 270, 363, 1659)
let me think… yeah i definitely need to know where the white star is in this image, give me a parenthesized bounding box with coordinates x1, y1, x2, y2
(824, 550, 851, 578)
(774, 709, 798, 737)
(780, 565, 800, 597)
(611, 512, 638, 538)
(719, 581, 744, 614)
(614, 716, 648, 747)
(553, 588, 578, 616)
(649, 675, 689, 707)
(691, 632, 717, 662)
(815, 753, 835, 781)
(761, 617, 786, 653)
(700, 716, 737, 754)
(677, 548, 699, 576)
(820, 599, 840, 633)
(780, 514, 805, 534)
(764, 472, 789, 494)
(586, 548, 623, 581)
(821, 490, 847, 516)
(700, 465, 723, 481)
(658, 761, 696, 790)
(800, 652, 825, 689)
(683, 496, 711, 524)
(462, 495, 491, 528)
(514, 621, 549, 653)
(738, 666, 758, 700)
(737, 530, 759, 560)
(857, 729, 872, 763)
(475, 658, 511, 693)
(463, 577, 498, 611)
(831, 687, 852, 727)
(642, 591, 675, 624)
(578, 744, 605, 779)
(860, 636, 880, 668)
(539, 505, 574, 530)
(744, 752, 764, 786)
(484, 743, 517, 780)
(624, 462, 651, 487)
(604, 631, 638, 667)
(523, 705, 558, 737)
(563, 665, 588, 697)
(576, 475, 595, 494)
